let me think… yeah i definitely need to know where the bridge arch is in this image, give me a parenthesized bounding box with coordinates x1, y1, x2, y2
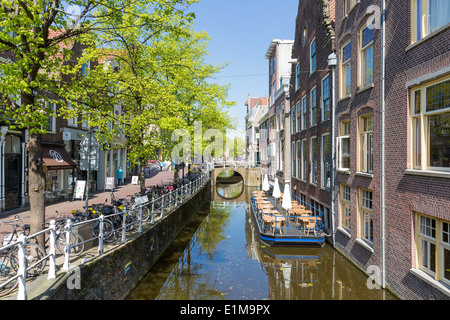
(211, 166, 261, 187)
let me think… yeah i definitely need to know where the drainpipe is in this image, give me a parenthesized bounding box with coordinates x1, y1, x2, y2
(381, 0, 387, 289)
(0, 126, 7, 212)
(328, 52, 337, 248)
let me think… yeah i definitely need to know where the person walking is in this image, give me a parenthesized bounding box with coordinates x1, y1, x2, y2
(116, 167, 123, 186)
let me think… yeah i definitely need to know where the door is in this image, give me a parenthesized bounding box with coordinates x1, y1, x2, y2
(4, 154, 21, 210)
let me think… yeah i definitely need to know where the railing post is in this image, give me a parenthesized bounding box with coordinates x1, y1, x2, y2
(17, 234, 27, 300)
(151, 198, 155, 225)
(98, 215, 104, 255)
(169, 191, 172, 212)
(138, 206, 143, 233)
(161, 195, 164, 217)
(175, 189, 178, 207)
(121, 207, 127, 244)
(47, 220, 57, 280)
(62, 219, 73, 272)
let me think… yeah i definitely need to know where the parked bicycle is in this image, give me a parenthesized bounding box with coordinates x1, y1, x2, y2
(42, 212, 85, 256)
(0, 216, 46, 278)
(0, 251, 18, 297)
(71, 206, 117, 244)
(111, 192, 151, 223)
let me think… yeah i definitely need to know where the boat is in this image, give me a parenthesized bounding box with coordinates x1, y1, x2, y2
(250, 186, 326, 247)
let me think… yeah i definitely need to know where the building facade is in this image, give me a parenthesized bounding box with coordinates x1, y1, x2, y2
(290, 0, 335, 233)
(245, 96, 268, 167)
(265, 39, 294, 187)
(333, 0, 450, 299)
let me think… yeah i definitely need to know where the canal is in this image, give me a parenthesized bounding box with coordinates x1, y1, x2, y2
(126, 175, 397, 300)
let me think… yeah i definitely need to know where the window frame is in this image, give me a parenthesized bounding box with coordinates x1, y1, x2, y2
(321, 133, 331, 189)
(310, 37, 316, 74)
(310, 86, 317, 126)
(301, 139, 307, 181)
(341, 40, 352, 98)
(302, 95, 307, 130)
(321, 74, 331, 121)
(340, 184, 351, 230)
(360, 22, 374, 88)
(359, 188, 373, 244)
(411, 0, 450, 43)
(411, 76, 450, 172)
(359, 114, 373, 174)
(296, 62, 301, 91)
(338, 120, 351, 171)
(310, 136, 318, 185)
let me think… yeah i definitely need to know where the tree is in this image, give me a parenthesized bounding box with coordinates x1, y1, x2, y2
(0, 0, 198, 243)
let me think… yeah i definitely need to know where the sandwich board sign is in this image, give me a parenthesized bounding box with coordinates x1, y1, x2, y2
(132, 176, 139, 185)
(73, 180, 86, 201)
(104, 177, 115, 191)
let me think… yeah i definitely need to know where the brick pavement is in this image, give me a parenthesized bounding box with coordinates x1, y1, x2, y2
(0, 170, 177, 237)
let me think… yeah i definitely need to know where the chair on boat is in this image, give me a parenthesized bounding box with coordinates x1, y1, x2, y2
(305, 218, 317, 236)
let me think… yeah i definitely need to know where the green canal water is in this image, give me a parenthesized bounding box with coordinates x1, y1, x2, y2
(126, 181, 397, 300)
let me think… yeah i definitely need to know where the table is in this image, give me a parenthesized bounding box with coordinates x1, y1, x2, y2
(262, 211, 286, 235)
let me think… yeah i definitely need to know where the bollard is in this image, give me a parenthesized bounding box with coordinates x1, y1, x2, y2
(47, 220, 57, 280)
(17, 234, 27, 300)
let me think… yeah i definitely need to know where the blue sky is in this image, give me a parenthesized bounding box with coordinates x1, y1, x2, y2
(190, 0, 299, 138)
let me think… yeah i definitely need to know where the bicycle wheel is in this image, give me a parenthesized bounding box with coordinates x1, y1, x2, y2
(0, 254, 18, 297)
(12, 243, 46, 277)
(94, 219, 116, 244)
(56, 233, 85, 256)
(141, 206, 151, 222)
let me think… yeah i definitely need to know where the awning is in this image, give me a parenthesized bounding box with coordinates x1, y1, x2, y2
(42, 146, 77, 170)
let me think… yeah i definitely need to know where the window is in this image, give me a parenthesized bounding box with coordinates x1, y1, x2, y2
(412, 0, 450, 43)
(360, 22, 374, 88)
(310, 86, 317, 126)
(416, 214, 450, 285)
(412, 77, 450, 171)
(360, 189, 373, 243)
(359, 115, 373, 173)
(322, 134, 331, 188)
(46, 102, 56, 132)
(296, 63, 301, 91)
(311, 136, 317, 184)
(322, 75, 331, 121)
(341, 40, 352, 97)
(345, 0, 358, 14)
(291, 108, 296, 133)
(292, 142, 296, 178)
(301, 139, 307, 180)
(338, 121, 351, 170)
(67, 102, 78, 127)
(296, 101, 301, 132)
(310, 38, 316, 74)
(297, 140, 301, 179)
(302, 95, 307, 130)
(81, 61, 90, 77)
(340, 184, 351, 230)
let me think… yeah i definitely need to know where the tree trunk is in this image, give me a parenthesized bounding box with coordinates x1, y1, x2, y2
(27, 132, 46, 247)
(139, 156, 146, 196)
(173, 164, 179, 185)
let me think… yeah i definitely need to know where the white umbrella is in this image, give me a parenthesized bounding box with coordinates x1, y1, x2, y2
(272, 177, 281, 199)
(262, 174, 270, 192)
(282, 182, 292, 210)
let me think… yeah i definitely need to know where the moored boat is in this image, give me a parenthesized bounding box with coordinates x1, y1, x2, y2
(250, 187, 326, 247)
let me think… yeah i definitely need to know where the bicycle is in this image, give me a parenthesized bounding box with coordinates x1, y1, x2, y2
(71, 206, 117, 244)
(42, 212, 85, 256)
(112, 192, 151, 223)
(0, 253, 18, 297)
(0, 216, 46, 278)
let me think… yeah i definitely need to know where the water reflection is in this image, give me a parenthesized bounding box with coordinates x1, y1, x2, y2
(126, 185, 397, 300)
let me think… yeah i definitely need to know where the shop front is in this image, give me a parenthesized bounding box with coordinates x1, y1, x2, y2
(42, 146, 77, 203)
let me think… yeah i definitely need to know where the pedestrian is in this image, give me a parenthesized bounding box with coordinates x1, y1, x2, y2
(116, 167, 123, 186)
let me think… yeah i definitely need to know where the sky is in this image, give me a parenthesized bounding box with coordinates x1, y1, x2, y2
(190, 0, 299, 138)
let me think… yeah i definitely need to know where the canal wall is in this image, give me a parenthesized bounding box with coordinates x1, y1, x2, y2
(35, 181, 211, 300)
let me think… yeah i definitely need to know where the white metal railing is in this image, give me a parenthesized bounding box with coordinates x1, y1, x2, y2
(0, 172, 211, 300)
(213, 160, 250, 168)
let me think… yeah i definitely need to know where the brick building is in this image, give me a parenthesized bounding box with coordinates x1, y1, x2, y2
(289, 0, 335, 233)
(334, 0, 450, 299)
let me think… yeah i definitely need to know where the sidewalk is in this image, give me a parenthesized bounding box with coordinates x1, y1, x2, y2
(0, 170, 176, 237)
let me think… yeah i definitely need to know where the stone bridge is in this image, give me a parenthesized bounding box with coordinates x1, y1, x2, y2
(211, 162, 261, 187)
